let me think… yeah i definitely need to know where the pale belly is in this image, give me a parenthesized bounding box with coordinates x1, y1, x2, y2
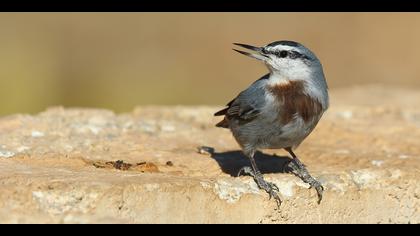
(230, 113, 322, 150)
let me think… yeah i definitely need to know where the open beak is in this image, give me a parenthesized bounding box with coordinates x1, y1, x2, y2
(233, 43, 268, 61)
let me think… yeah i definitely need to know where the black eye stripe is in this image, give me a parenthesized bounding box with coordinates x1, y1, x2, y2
(290, 51, 301, 58)
(272, 50, 298, 58)
(264, 48, 311, 61)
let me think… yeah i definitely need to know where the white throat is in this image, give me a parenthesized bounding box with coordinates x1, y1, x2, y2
(266, 69, 310, 85)
(267, 73, 291, 86)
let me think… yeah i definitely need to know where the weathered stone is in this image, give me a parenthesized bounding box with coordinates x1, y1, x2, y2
(0, 86, 418, 223)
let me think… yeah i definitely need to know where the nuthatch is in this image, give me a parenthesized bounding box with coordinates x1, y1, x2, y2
(215, 40, 329, 206)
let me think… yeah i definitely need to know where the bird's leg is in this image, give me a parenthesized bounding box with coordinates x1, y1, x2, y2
(237, 150, 282, 207)
(285, 147, 324, 204)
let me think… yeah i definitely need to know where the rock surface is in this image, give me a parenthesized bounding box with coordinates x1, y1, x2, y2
(0, 85, 419, 223)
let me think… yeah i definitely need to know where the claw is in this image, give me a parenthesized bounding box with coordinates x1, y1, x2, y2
(314, 184, 324, 204)
(256, 179, 282, 206)
(268, 190, 282, 208)
(237, 166, 282, 207)
(307, 180, 324, 204)
(286, 158, 325, 204)
(317, 194, 322, 204)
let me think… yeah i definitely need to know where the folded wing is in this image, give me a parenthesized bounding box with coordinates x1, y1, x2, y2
(214, 74, 269, 128)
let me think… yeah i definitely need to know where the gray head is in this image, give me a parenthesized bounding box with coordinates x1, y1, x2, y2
(233, 40, 329, 108)
(233, 40, 324, 81)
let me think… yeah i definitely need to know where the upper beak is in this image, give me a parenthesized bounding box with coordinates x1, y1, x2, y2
(232, 43, 268, 61)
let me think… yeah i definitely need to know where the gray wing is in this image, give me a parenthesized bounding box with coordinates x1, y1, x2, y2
(215, 74, 269, 128)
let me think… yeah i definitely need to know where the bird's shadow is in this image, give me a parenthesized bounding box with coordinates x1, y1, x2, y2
(200, 146, 291, 177)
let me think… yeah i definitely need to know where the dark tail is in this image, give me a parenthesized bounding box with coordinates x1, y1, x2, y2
(214, 107, 228, 116)
(215, 117, 229, 128)
(215, 104, 232, 128)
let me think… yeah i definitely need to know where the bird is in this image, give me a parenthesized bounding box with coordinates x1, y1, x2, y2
(214, 40, 329, 206)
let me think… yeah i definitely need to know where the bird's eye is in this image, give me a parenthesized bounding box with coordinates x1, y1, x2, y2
(279, 50, 288, 58)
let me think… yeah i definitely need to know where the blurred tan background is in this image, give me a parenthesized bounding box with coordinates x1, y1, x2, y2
(0, 13, 419, 116)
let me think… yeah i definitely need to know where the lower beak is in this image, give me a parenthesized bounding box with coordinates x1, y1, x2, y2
(233, 43, 268, 61)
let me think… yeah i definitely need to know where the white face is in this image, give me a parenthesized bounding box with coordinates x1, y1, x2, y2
(262, 45, 314, 79)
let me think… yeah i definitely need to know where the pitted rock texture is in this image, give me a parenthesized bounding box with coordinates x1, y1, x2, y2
(0, 85, 419, 223)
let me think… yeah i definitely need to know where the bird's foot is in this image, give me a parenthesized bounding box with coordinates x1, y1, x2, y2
(310, 179, 324, 204)
(286, 159, 324, 204)
(238, 166, 282, 207)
